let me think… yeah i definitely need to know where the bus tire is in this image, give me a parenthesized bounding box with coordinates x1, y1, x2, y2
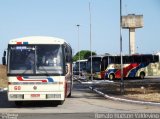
(140, 72, 145, 79)
(67, 80, 72, 98)
(109, 74, 115, 80)
(67, 90, 72, 98)
(15, 101, 23, 106)
(51, 100, 64, 106)
(58, 100, 65, 105)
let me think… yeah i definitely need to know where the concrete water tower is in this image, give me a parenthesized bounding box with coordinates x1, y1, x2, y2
(122, 14, 144, 54)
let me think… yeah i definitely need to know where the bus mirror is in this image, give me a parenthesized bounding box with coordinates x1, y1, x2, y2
(66, 65, 68, 74)
(2, 51, 6, 65)
(3, 51, 6, 57)
(2, 57, 6, 65)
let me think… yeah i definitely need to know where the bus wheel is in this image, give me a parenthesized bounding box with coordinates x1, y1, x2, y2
(140, 72, 145, 79)
(52, 100, 64, 106)
(58, 100, 65, 105)
(15, 101, 23, 106)
(109, 74, 115, 80)
(67, 92, 71, 97)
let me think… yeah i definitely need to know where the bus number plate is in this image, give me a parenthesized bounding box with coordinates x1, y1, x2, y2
(31, 94, 40, 97)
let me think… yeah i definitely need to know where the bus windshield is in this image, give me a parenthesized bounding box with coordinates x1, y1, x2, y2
(74, 61, 87, 71)
(87, 58, 101, 73)
(8, 45, 64, 75)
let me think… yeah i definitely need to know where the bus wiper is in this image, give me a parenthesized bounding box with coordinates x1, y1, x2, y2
(37, 65, 50, 76)
(21, 69, 30, 75)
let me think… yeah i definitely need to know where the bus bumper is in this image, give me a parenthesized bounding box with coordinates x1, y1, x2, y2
(8, 91, 65, 101)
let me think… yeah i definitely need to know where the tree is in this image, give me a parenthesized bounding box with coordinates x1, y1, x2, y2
(73, 50, 96, 61)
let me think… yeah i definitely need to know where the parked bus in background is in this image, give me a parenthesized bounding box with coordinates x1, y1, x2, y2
(86, 55, 107, 79)
(101, 54, 159, 80)
(73, 59, 87, 76)
(2, 36, 72, 106)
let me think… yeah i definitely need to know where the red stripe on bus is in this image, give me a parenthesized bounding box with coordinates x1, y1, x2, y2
(17, 76, 47, 82)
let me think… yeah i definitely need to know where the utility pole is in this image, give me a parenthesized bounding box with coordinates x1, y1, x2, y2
(89, 2, 93, 81)
(120, 0, 124, 94)
(77, 24, 80, 79)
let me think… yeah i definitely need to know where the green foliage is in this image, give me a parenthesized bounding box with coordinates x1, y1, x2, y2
(73, 50, 96, 61)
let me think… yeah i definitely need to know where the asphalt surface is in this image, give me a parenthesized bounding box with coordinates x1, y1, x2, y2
(0, 80, 160, 119)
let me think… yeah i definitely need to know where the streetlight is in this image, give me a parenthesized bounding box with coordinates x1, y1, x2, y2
(89, 2, 93, 81)
(77, 24, 80, 79)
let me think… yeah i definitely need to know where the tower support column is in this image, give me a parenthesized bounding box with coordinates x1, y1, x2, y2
(129, 28, 135, 54)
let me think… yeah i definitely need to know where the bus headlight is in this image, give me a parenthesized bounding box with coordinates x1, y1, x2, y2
(46, 94, 61, 99)
(10, 94, 24, 99)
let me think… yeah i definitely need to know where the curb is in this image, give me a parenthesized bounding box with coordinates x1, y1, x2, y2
(89, 86, 160, 107)
(77, 79, 160, 106)
(76, 79, 114, 85)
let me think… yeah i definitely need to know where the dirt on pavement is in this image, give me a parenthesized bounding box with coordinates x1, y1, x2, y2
(0, 65, 7, 88)
(94, 80, 160, 103)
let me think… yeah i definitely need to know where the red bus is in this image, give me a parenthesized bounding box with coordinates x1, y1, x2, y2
(101, 54, 159, 80)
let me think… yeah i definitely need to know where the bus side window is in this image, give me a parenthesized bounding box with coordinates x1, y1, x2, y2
(65, 46, 72, 63)
(153, 55, 159, 63)
(65, 47, 69, 63)
(109, 56, 114, 64)
(102, 58, 108, 71)
(115, 56, 120, 64)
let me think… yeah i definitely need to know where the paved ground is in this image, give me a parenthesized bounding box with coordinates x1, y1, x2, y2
(0, 81, 160, 119)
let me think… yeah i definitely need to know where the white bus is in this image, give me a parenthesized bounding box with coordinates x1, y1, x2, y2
(2, 36, 72, 106)
(73, 59, 87, 75)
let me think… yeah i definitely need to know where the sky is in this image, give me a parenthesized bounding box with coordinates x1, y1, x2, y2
(0, 0, 160, 63)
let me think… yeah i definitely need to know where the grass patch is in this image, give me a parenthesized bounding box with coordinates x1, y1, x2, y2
(0, 65, 7, 88)
(94, 81, 160, 102)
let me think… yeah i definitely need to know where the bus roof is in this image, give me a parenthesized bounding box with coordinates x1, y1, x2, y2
(88, 54, 110, 59)
(8, 36, 67, 45)
(76, 59, 88, 62)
